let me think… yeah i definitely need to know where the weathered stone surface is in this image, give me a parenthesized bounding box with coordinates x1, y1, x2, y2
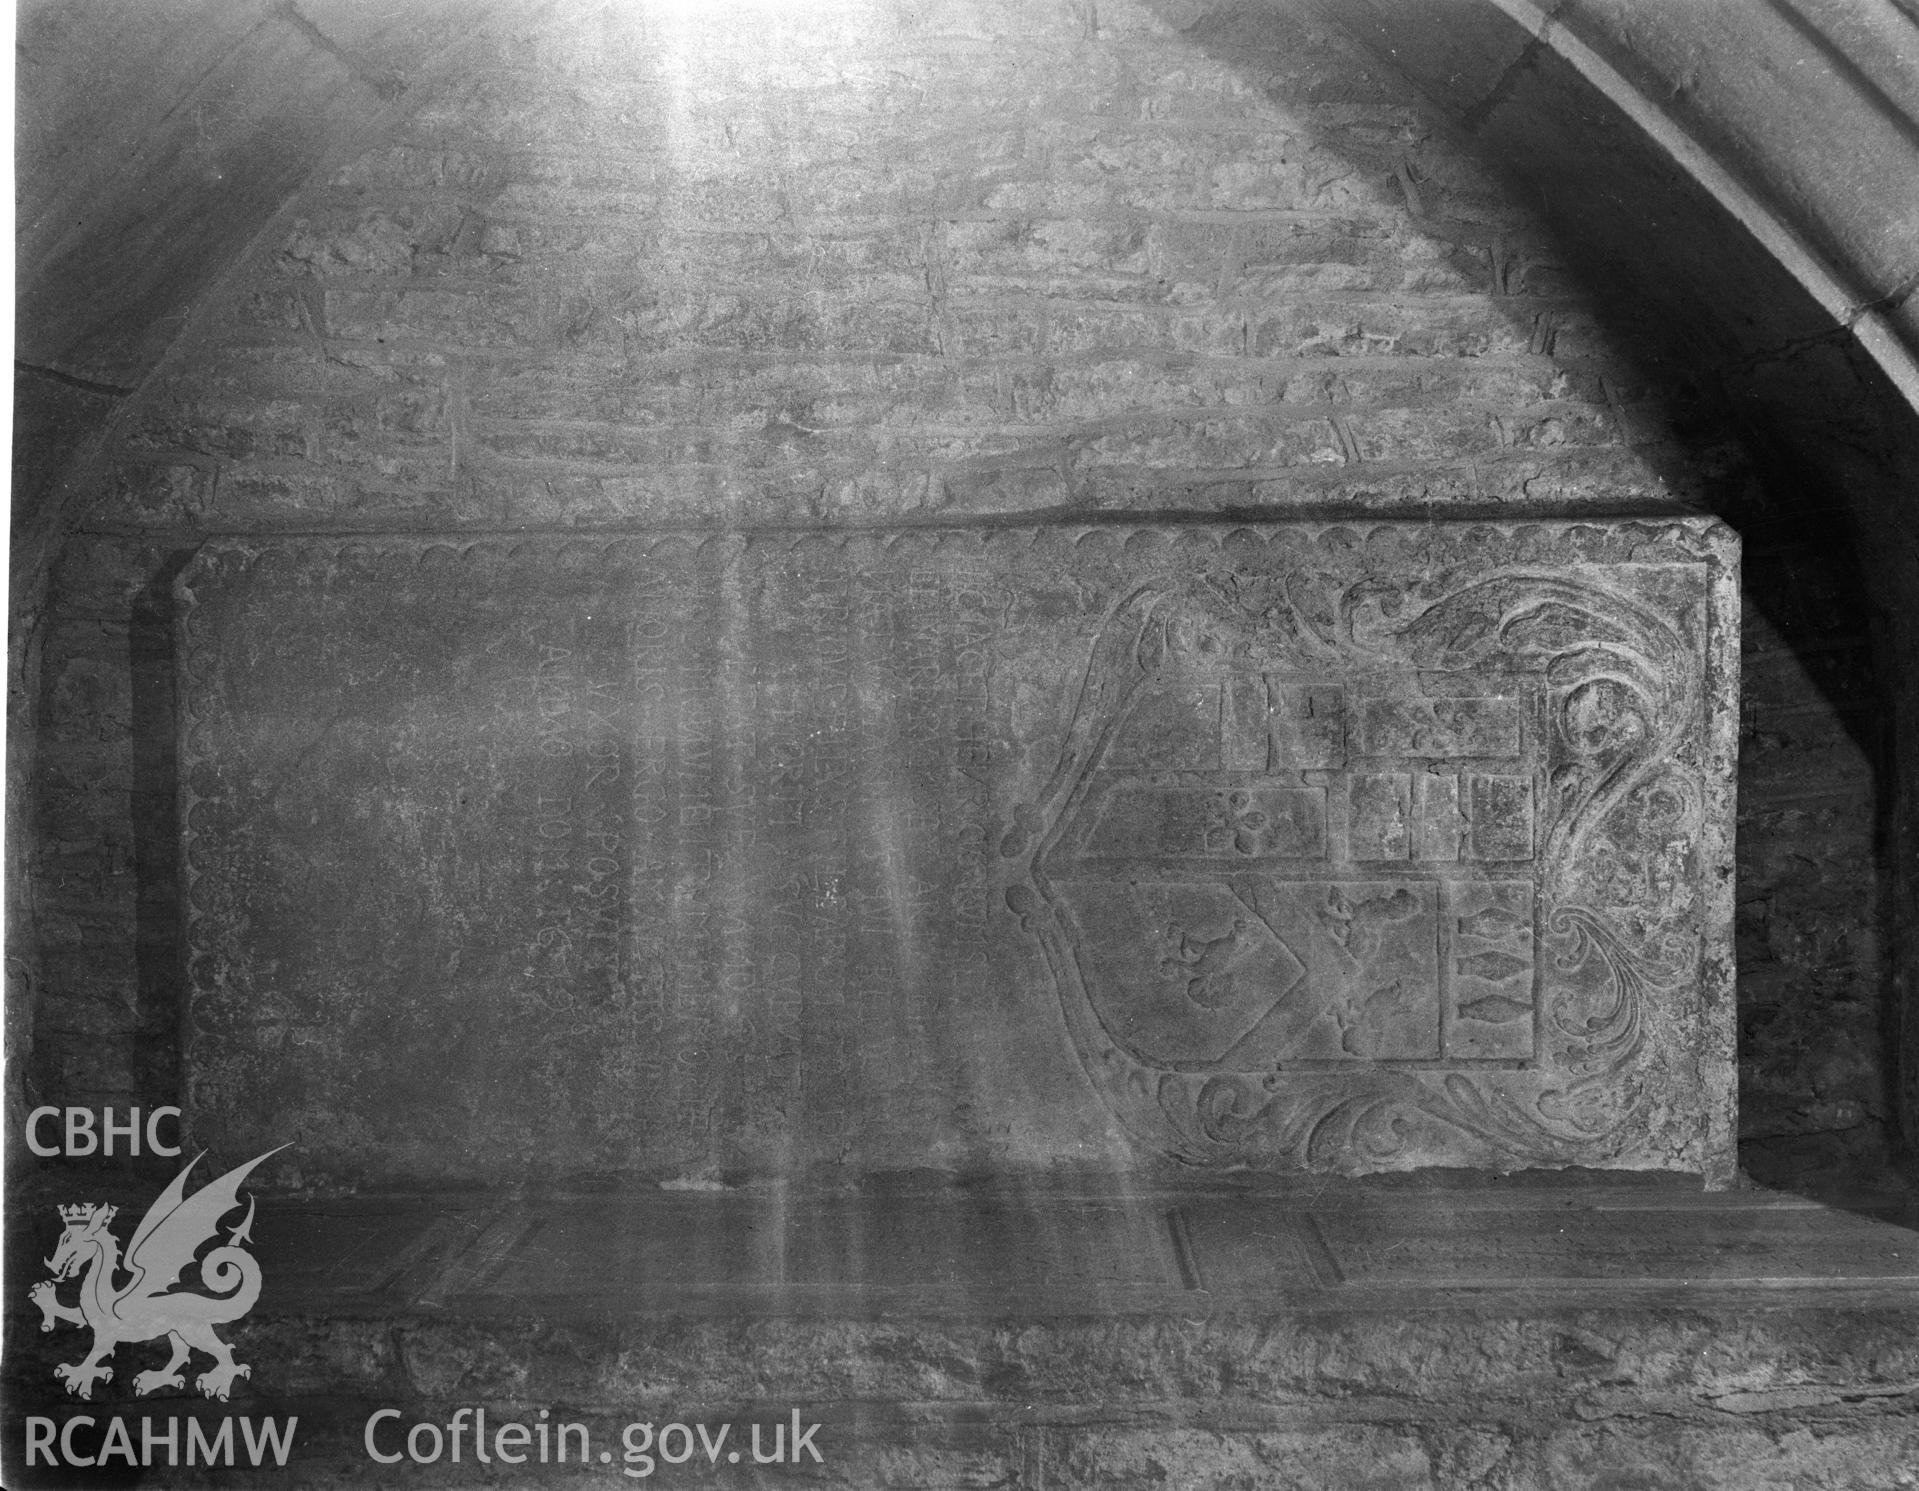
(9, 1173, 1917, 1490)
(178, 517, 1737, 1186)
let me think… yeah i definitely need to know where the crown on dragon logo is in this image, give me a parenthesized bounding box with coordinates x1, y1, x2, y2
(58, 1203, 111, 1225)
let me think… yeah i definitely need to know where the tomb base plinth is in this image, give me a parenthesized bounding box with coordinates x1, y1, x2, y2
(7, 1174, 1917, 1488)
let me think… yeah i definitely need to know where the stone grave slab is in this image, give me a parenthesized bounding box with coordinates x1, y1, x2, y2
(437, 1193, 1181, 1314)
(227, 1189, 1919, 1322)
(1175, 1195, 1919, 1293)
(176, 520, 1738, 1184)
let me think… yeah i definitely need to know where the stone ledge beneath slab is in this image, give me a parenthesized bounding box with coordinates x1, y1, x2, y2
(6, 1179, 1917, 1487)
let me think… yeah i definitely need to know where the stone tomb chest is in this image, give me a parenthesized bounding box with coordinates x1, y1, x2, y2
(177, 520, 1737, 1185)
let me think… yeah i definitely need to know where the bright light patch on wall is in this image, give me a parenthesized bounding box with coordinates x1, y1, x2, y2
(641, 0, 869, 18)
(599, 0, 891, 174)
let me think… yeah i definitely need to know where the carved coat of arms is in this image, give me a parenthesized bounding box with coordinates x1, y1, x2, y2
(1002, 522, 1737, 1179)
(30, 1148, 282, 1400)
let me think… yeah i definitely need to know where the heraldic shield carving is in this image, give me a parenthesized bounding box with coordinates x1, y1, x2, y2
(1002, 520, 1738, 1181)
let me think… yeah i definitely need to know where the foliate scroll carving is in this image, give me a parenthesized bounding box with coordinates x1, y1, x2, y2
(1004, 521, 1736, 1177)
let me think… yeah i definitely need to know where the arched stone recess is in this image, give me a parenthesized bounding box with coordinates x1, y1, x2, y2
(11, 0, 1915, 1189)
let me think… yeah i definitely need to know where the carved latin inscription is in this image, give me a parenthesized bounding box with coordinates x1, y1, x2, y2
(177, 522, 1737, 1182)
